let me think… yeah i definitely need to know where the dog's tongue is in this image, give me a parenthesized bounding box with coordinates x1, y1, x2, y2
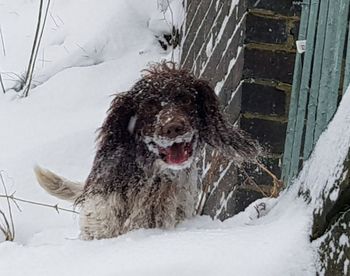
(165, 143, 189, 164)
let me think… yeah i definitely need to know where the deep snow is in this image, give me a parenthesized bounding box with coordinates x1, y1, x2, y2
(2, 0, 349, 275)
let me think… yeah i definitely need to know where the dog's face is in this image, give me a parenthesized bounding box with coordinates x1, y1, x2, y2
(131, 88, 200, 170)
(97, 63, 261, 174)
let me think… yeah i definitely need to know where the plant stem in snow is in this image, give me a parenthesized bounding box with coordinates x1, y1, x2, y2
(0, 209, 13, 241)
(0, 25, 6, 56)
(0, 72, 5, 93)
(166, 0, 175, 62)
(23, 0, 43, 96)
(0, 173, 14, 241)
(23, 0, 51, 97)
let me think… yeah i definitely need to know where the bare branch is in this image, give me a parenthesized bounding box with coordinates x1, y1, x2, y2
(0, 72, 5, 94)
(195, 155, 284, 217)
(158, 0, 176, 62)
(0, 25, 6, 56)
(0, 170, 77, 241)
(23, 0, 51, 97)
(0, 173, 15, 240)
(256, 162, 284, 197)
(0, 193, 78, 214)
(0, 209, 13, 241)
(241, 167, 269, 197)
(23, 0, 44, 96)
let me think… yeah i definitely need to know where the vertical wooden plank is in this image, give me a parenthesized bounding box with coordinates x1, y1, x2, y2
(314, 0, 339, 139)
(343, 29, 350, 93)
(282, 0, 311, 184)
(303, 0, 330, 159)
(343, 5, 350, 93)
(288, 0, 321, 182)
(326, 0, 350, 121)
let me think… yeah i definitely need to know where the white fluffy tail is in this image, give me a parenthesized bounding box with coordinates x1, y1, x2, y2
(34, 166, 83, 202)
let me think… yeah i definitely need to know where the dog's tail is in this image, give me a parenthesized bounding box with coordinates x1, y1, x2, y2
(34, 166, 83, 202)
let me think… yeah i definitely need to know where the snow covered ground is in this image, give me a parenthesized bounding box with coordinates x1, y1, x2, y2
(3, 0, 347, 275)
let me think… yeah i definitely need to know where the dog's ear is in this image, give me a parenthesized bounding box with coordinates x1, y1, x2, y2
(82, 91, 138, 202)
(97, 91, 136, 147)
(194, 80, 262, 163)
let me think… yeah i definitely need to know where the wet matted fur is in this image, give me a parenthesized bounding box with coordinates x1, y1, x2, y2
(35, 62, 261, 240)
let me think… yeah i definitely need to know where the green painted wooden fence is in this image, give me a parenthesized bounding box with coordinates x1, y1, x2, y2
(282, 0, 350, 185)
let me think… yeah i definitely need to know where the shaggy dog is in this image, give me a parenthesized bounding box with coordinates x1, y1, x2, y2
(35, 62, 261, 240)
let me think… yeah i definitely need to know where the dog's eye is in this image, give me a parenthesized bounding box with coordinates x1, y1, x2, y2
(175, 95, 192, 106)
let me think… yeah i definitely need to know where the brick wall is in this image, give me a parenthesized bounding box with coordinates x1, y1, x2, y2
(242, 1, 300, 184)
(180, 0, 300, 219)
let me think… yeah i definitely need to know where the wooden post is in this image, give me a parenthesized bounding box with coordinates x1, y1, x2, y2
(282, 0, 311, 184)
(326, 0, 350, 122)
(314, 0, 340, 139)
(289, 0, 320, 181)
(343, 16, 350, 93)
(303, 0, 330, 159)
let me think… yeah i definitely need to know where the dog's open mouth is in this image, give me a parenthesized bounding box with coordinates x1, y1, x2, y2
(144, 132, 196, 166)
(158, 141, 193, 165)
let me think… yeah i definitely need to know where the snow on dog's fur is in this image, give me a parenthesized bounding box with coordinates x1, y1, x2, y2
(35, 62, 261, 240)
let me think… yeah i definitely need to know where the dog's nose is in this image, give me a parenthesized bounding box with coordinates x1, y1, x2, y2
(162, 120, 186, 138)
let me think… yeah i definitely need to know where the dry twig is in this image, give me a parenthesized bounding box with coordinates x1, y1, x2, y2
(158, 0, 176, 62)
(242, 161, 284, 198)
(23, 0, 44, 97)
(0, 209, 13, 241)
(0, 72, 5, 94)
(0, 170, 78, 242)
(23, 0, 51, 97)
(0, 25, 6, 56)
(0, 173, 14, 241)
(195, 153, 285, 215)
(256, 162, 284, 197)
(0, 193, 78, 214)
(241, 168, 269, 197)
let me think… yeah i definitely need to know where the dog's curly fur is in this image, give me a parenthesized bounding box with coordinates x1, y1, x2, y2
(35, 62, 261, 240)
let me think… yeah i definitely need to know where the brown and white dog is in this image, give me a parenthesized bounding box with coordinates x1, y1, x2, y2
(35, 62, 261, 240)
